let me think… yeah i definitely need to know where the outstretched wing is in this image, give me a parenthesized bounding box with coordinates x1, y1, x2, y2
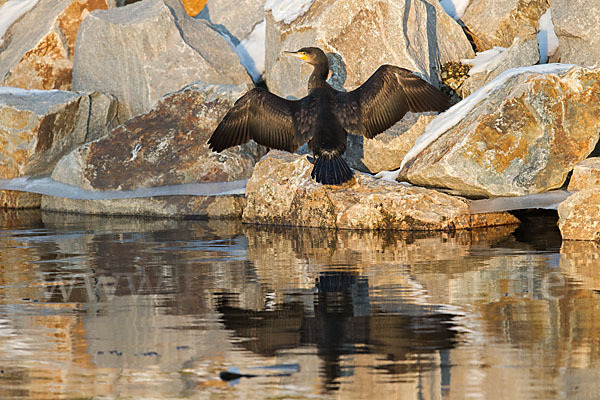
(208, 87, 315, 153)
(332, 65, 451, 139)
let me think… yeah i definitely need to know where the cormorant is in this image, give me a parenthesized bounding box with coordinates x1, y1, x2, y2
(208, 47, 450, 185)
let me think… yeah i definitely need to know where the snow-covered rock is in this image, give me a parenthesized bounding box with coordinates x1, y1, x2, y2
(552, 0, 600, 66)
(400, 65, 600, 197)
(537, 8, 559, 63)
(0, 0, 111, 91)
(52, 83, 264, 192)
(72, 0, 251, 122)
(459, 35, 539, 97)
(264, 0, 474, 99)
(461, 0, 549, 51)
(558, 187, 600, 241)
(242, 151, 519, 230)
(568, 158, 600, 191)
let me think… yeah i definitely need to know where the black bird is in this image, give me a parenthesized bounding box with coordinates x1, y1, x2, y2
(208, 47, 451, 185)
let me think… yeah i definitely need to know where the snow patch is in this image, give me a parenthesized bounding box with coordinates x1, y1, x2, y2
(235, 20, 266, 82)
(0, 0, 39, 47)
(538, 9, 559, 64)
(265, 0, 315, 24)
(439, 0, 469, 20)
(462, 47, 507, 75)
(0, 176, 247, 199)
(400, 63, 576, 170)
(468, 190, 571, 213)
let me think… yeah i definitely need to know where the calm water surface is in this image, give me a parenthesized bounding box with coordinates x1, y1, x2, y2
(0, 209, 599, 399)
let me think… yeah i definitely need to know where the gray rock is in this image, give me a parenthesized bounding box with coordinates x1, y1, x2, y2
(200, 0, 264, 41)
(552, 0, 600, 66)
(72, 0, 251, 122)
(401, 65, 600, 197)
(264, 0, 474, 99)
(461, 0, 549, 51)
(460, 35, 540, 97)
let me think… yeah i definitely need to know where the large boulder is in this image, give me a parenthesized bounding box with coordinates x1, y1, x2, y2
(52, 82, 263, 191)
(242, 151, 519, 230)
(201, 0, 263, 41)
(461, 0, 549, 51)
(551, 0, 600, 66)
(568, 158, 600, 191)
(73, 0, 251, 122)
(0, 0, 110, 91)
(400, 65, 600, 198)
(558, 187, 600, 241)
(264, 0, 474, 99)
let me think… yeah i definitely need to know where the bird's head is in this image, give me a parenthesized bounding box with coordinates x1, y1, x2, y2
(284, 47, 328, 66)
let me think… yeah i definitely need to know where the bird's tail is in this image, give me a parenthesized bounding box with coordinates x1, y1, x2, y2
(311, 155, 354, 185)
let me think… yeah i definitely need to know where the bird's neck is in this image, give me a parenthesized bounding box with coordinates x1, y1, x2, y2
(308, 62, 329, 91)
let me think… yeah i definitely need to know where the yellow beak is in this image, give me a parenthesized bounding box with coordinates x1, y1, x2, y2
(284, 51, 308, 61)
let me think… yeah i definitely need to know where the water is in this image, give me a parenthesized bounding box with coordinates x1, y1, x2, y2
(0, 209, 599, 399)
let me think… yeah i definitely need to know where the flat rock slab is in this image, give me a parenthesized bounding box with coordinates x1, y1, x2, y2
(41, 194, 244, 218)
(0, 191, 41, 209)
(242, 151, 519, 231)
(568, 158, 600, 191)
(558, 187, 600, 241)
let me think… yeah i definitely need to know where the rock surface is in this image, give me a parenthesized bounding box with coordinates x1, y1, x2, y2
(52, 83, 264, 191)
(460, 35, 540, 97)
(551, 0, 600, 66)
(568, 158, 600, 191)
(558, 187, 600, 241)
(0, 89, 117, 179)
(73, 0, 251, 122)
(401, 66, 600, 198)
(362, 113, 437, 173)
(264, 0, 474, 99)
(41, 194, 244, 218)
(461, 0, 549, 51)
(242, 151, 519, 230)
(201, 0, 263, 41)
(0, 0, 110, 91)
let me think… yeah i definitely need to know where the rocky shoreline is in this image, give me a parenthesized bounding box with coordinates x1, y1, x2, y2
(1, 0, 600, 240)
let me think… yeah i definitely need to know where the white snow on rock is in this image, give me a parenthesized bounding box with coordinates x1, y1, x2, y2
(264, 0, 315, 24)
(538, 9, 559, 64)
(400, 63, 577, 170)
(439, 0, 470, 20)
(468, 190, 571, 213)
(235, 20, 266, 82)
(0, 0, 39, 46)
(462, 46, 507, 75)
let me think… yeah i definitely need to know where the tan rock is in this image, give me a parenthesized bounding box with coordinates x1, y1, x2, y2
(362, 113, 437, 174)
(461, 0, 549, 51)
(558, 187, 600, 241)
(552, 0, 600, 66)
(242, 151, 519, 230)
(264, 0, 473, 99)
(402, 66, 600, 197)
(0, 0, 110, 91)
(41, 194, 244, 218)
(568, 158, 600, 191)
(0, 191, 41, 209)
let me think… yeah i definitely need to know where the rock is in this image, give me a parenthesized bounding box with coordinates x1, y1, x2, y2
(41, 194, 244, 218)
(242, 151, 519, 230)
(180, 0, 206, 17)
(264, 0, 474, 99)
(0, 88, 117, 179)
(201, 0, 263, 41)
(552, 0, 600, 66)
(401, 65, 600, 198)
(558, 187, 600, 241)
(568, 158, 600, 191)
(459, 35, 540, 97)
(72, 0, 251, 122)
(0, 0, 110, 91)
(362, 113, 437, 173)
(52, 83, 264, 191)
(1, 191, 42, 209)
(461, 0, 549, 51)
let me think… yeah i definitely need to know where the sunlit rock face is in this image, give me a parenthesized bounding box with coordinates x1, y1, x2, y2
(52, 83, 264, 191)
(552, 0, 600, 66)
(0, 0, 110, 91)
(461, 0, 549, 51)
(568, 158, 600, 191)
(202, 0, 263, 41)
(264, 0, 474, 99)
(242, 151, 518, 230)
(362, 113, 436, 174)
(72, 0, 251, 122)
(558, 187, 600, 241)
(459, 35, 539, 98)
(401, 66, 600, 198)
